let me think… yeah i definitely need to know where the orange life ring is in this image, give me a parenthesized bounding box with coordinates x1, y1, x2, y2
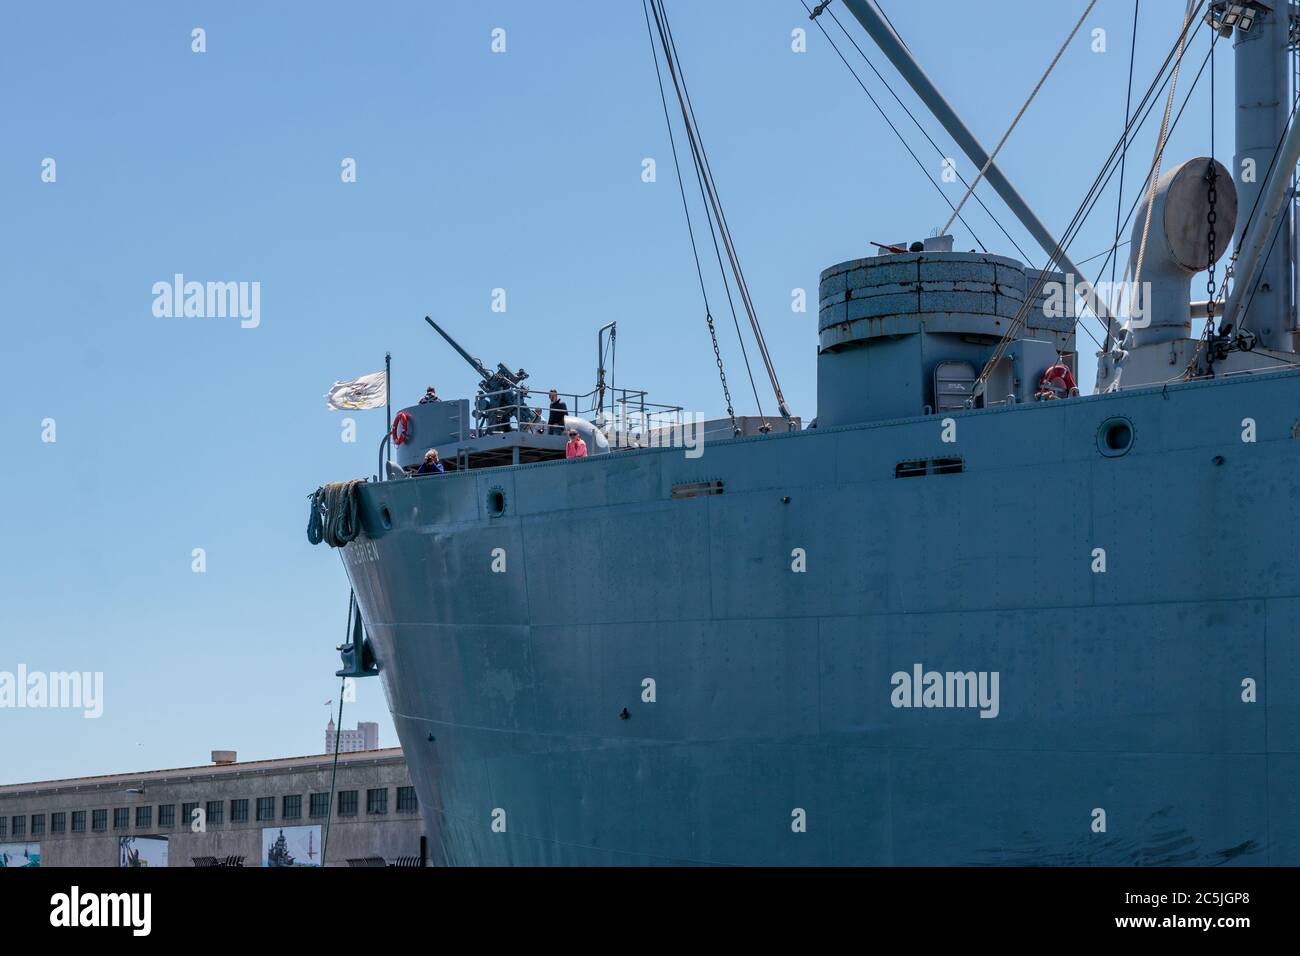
(392, 410, 413, 446)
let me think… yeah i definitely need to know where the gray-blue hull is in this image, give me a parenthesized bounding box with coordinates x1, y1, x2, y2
(340, 371, 1300, 865)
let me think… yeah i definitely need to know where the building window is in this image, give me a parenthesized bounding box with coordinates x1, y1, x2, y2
(51, 812, 66, 834)
(0, 817, 7, 837)
(158, 805, 175, 828)
(31, 814, 46, 836)
(338, 790, 358, 817)
(11, 816, 24, 838)
(282, 795, 302, 820)
(366, 788, 388, 815)
(135, 806, 152, 829)
(309, 793, 329, 818)
(92, 810, 108, 832)
(72, 811, 86, 833)
(114, 807, 129, 830)
(256, 797, 275, 822)
(230, 799, 248, 823)
(181, 802, 198, 829)
(205, 800, 224, 825)
(397, 786, 418, 812)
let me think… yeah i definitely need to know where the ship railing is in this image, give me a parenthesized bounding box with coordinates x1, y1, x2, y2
(474, 385, 687, 446)
(375, 385, 690, 479)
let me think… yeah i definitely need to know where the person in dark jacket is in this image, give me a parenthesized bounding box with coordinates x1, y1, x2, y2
(547, 389, 567, 435)
(416, 448, 445, 475)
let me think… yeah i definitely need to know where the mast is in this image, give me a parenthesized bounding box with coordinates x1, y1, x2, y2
(1223, 1, 1295, 348)
(1221, 81, 1300, 335)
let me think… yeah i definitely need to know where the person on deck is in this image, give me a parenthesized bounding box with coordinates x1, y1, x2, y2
(1035, 361, 1079, 401)
(566, 428, 588, 459)
(419, 386, 440, 404)
(416, 449, 445, 475)
(547, 389, 567, 435)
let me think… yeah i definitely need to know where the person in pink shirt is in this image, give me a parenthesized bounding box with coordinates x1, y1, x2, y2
(565, 428, 588, 459)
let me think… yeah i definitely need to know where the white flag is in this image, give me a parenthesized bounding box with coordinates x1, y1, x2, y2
(326, 370, 387, 410)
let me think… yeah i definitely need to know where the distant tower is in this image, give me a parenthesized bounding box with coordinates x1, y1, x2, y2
(325, 718, 379, 754)
(358, 721, 379, 750)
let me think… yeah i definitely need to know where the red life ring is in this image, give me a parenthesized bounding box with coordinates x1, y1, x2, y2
(392, 410, 413, 446)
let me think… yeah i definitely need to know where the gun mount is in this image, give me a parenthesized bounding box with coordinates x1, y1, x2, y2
(425, 316, 541, 433)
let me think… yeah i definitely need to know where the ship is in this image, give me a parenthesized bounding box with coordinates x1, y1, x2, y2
(310, 0, 1300, 865)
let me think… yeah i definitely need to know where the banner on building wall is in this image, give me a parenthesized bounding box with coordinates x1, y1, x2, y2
(262, 824, 323, 867)
(120, 835, 169, 868)
(0, 842, 41, 867)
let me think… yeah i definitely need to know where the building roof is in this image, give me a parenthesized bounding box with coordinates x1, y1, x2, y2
(0, 748, 406, 798)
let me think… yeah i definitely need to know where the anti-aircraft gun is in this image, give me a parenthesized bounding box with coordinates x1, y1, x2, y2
(424, 316, 543, 434)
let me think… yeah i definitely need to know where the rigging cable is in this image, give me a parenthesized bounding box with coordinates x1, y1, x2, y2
(320, 592, 352, 866)
(1059, 26, 1219, 361)
(940, 0, 1099, 236)
(1075, 31, 1219, 333)
(1023, 4, 1214, 345)
(1227, 156, 1299, 334)
(1105, 0, 1141, 350)
(641, 0, 740, 435)
(1067, 8, 1214, 319)
(655, 1, 792, 424)
(972, 0, 1209, 390)
(816, 0, 1202, 363)
(1083, 239, 1131, 267)
(808, 0, 1029, 258)
(820, 0, 1207, 386)
(1029, 25, 1212, 365)
(1131, 0, 1198, 314)
(822, 5, 1030, 261)
(651, 0, 767, 421)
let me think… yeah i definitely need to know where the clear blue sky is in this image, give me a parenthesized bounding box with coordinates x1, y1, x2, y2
(0, 1, 1229, 783)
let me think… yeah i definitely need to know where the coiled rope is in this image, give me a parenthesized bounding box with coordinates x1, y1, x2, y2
(307, 480, 366, 548)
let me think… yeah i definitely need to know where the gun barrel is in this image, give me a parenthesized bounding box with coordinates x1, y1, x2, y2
(425, 316, 490, 380)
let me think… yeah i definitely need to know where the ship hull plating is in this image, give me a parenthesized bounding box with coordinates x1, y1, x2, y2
(341, 372, 1300, 865)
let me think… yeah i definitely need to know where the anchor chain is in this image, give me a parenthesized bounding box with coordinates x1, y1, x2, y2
(706, 310, 739, 435)
(1204, 160, 1219, 373)
(1206, 162, 1217, 325)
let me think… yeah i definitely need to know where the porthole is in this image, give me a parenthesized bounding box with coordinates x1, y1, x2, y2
(1098, 417, 1134, 457)
(487, 487, 506, 517)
